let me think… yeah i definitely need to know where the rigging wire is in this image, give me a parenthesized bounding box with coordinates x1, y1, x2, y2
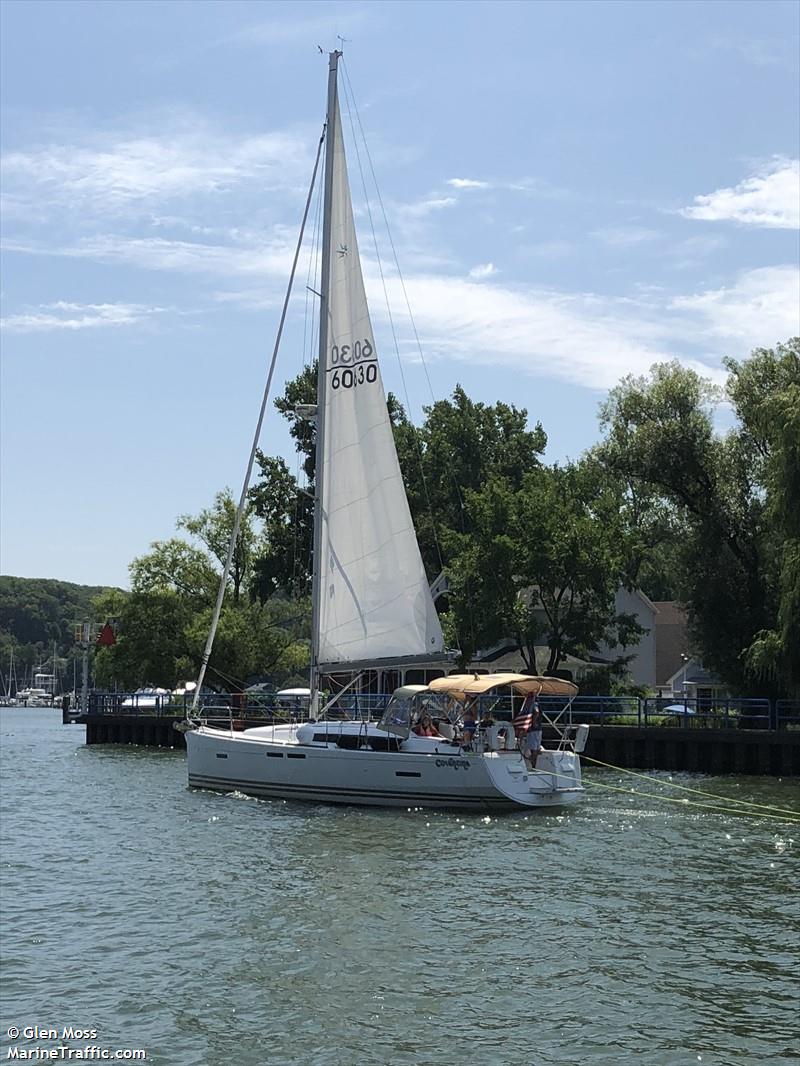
(190, 127, 326, 715)
(204, 663, 247, 692)
(293, 168, 324, 593)
(582, 755, 799, 817)
(301, 167, 323, 372)
(339, 62, 447, 419)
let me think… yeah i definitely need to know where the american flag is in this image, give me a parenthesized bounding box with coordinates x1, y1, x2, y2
(512, 701, 537, 737)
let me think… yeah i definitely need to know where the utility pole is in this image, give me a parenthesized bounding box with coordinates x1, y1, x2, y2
(81, 623, 90, 714)
(75, 622, 94, 714)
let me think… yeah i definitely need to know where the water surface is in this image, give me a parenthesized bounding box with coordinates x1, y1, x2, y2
(1, 708, 797, 1065)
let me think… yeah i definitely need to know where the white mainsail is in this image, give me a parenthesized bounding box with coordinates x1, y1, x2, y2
(315, 94, 444, 671)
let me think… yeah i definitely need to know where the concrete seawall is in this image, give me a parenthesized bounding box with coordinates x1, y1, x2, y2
(586, 725, 799, 776)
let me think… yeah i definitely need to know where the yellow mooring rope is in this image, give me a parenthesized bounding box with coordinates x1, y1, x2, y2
(582, 755, 800, 820)
(585, 778, 800, 822)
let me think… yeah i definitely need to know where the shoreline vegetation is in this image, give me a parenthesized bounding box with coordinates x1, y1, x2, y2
(2, 339, 798, 702)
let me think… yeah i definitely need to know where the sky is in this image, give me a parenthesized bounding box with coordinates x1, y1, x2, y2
(1, 0, 799, 589)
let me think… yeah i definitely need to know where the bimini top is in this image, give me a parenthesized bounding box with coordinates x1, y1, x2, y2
(427, 672, 578, 700)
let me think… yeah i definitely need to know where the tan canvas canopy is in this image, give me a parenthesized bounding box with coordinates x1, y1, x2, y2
(427, 672, 578, 701)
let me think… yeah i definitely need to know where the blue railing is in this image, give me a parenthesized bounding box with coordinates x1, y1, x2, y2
(641, 696, 774, 729)
(84, 691, 800, 731)
(775, 699, 800, 730)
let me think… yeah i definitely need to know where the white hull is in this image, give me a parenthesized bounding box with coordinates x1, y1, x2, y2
(186, 724, 584, 811)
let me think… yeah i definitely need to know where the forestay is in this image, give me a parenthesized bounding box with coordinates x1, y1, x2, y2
(315, 94, 444, 670)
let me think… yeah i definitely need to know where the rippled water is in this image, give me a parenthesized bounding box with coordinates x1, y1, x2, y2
(1, 708, 798, 1065)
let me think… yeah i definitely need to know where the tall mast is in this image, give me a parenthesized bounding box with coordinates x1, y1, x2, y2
(310, 49, 341, 711)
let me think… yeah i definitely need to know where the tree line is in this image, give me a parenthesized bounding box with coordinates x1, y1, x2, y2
(2, 339, 796, 698)
(0, 577, 109, 691)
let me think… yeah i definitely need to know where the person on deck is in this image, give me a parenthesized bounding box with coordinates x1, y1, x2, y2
(520, 701, 543, 767)
(413, 712, 442, 738)
(460, 701, 477, 750)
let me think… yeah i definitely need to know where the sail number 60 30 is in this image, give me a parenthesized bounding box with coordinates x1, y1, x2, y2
(332, 363, 378, 390)
(331, 339, 373, 365)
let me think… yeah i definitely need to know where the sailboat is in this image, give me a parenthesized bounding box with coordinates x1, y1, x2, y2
(0, 649, 17, 706)
(184, 52, 587, 810)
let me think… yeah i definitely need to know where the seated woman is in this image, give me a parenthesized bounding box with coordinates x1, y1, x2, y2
(413, 712, 442, 737)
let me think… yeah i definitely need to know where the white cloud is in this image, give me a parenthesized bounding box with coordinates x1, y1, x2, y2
(504, 177, 562, 196)
(468, 262, 498, 279)
(520, 240, 574, 259)
(5, 233, 299, 279)
(444, 176, 562, 197)
(671, 265, 800, 347)
(669, 235, 727, 257)
(446, 178, 491, 189)
(663, 234, 728, 272)
(681, 158, 800, 229)
(708, 35, 793, 68)
(211, 288, 283, 311)
(227, 10, 368, 46)
(398, 196, 458, 218)
(1, 126, 311, 218)
(371, 275, 691, 392)
(591, 225, 661, 247)
(0, 301, 165, 333)
(9, 234, 793, 393)
(4, 114, 793, 395)
(369, 264, 797, 392)
(7, 236, 793, 394)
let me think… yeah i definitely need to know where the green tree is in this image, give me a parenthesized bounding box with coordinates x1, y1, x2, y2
(249, 372, 548, 596)
(129, 539, 218, 604)
(95, 538, 217, 688)
(391, 385, 547, 574)
(250, 365, 317, 600)
(273, 362, 317, 480)
(446, 461, 642, 673)
(603, 470, 684, 602)
(597, 343, 799, 696)
(93, 588, 191, 690)
(177, 489, 260, 605)
(93, 493, 309, 692)
(728, 340, 800, 694)
(184, 599, 309, 692)
(249, 455, 313, 600)
(0, 576, 116, 691)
